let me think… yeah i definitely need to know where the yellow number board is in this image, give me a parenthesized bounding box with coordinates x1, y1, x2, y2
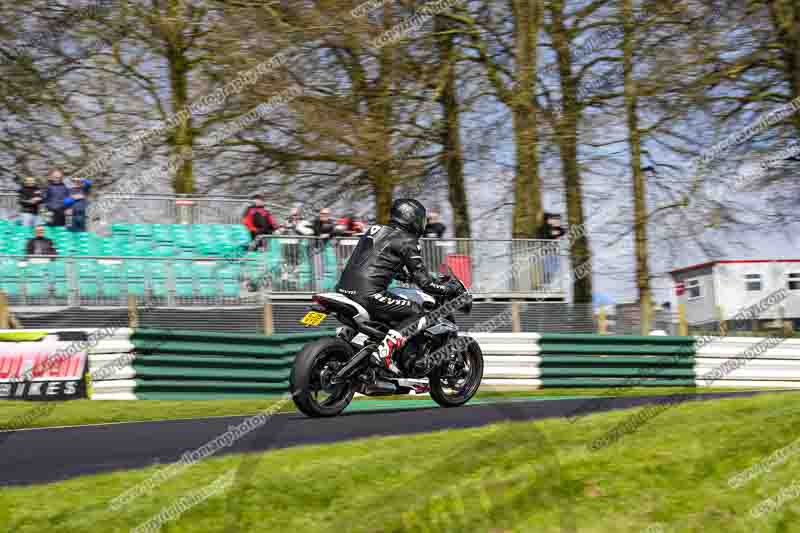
(301, 311, 327, 326)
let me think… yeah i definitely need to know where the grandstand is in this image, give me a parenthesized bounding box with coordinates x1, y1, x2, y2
(0, 220, 344, 301)
(0, 219, 566, 306)
(0, 189, 568, 310)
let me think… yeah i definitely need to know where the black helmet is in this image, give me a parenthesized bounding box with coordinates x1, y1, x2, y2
(389, 198, 427, 237)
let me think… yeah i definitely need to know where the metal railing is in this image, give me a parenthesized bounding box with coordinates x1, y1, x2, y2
(0, 192, 290, 226)
(0, 236, 567, 306)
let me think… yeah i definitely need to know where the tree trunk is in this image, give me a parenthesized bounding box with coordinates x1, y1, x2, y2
(373, 3, 395, 224)
(768, 0, 800, 136)
(436, 16, 471, 238)
(550, 0, 592, 304)
(165, 0, 194, 194)
(622, 0, 652, 333)
(511, 0, 544, 239)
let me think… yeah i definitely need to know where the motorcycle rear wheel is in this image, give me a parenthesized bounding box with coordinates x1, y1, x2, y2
(290, 338, 356, 417)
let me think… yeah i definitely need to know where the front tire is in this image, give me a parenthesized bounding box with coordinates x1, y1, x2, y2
(290, 338, 356, 417)
(429, 336, 483, 408)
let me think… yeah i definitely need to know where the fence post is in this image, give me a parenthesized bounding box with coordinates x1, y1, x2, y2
(780, 305, 793, 337)
(0, 291, 9, 329)
(597, 308, 608, 334)
(717, 305, 727, 337)
(128, 294, 139, 328)
(677, 304, 688, 336)
(263, 298, 274, 336)
(640, 299, 652, 336)
(511, 302, 521, 333)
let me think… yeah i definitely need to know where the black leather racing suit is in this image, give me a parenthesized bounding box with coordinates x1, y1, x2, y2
(335, 223, 451, 329)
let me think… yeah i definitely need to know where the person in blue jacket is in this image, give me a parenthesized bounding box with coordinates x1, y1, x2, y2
(42, 169, 71, 227)
(63, 178, 93, 232)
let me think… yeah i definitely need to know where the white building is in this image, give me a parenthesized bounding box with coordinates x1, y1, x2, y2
(669, 260, 800, 326)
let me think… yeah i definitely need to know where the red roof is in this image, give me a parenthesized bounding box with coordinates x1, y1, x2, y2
(670, 259, 800, 276)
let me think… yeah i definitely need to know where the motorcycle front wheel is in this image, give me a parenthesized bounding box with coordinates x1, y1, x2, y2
(429, 336, 484, 408)
(290, 338, 356, 417)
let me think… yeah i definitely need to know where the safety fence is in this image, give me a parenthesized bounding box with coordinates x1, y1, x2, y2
(0, 192, 289, 227)
(9, 302, 596, 334)
(7, 330, 800, 401)
(0, 240, 567, 304)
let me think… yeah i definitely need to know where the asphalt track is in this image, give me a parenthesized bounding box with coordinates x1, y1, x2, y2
(0, 390, 789, 487)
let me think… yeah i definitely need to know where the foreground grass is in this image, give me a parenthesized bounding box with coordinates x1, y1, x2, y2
(3, 392, 800, 532)
(0, 387, 765, 430)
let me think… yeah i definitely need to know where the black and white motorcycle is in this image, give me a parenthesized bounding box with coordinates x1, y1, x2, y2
(290, 267, 483, 417)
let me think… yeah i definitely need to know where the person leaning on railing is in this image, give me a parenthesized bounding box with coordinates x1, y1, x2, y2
(423, 209, 446, 238)
(63, 178, 92, 232)
(18, 176, 43, 227)
(241, 193, 277, 250)
(537, 212, 566, 288)
(42, 169, 71, 227)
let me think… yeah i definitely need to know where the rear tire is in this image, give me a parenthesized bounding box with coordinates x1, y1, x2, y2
(290, 338, 356, 417)
(429, 336, 483, 408)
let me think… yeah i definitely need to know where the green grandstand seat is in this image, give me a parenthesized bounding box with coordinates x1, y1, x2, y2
(76, 259, 98, 298)
(130, 242, 154, 257)
(23, 260, 51, 297)
(132, 224, 153, 238)
(192, 261, 217, 297)
(149, 261, 169, 297)
(217, 263, 241, 297)
(0, 259, 20, 296)
(99, 261, 123, 298)
(111, 223, 132, 236)
(125, 260, 146, 296)
(49, 260, 69, 298)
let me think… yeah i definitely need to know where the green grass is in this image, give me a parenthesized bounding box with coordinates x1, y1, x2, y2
(0, 387, 768, 430)
(3, 392, 800, 532)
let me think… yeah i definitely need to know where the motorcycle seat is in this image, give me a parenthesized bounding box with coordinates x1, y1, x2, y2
(314, 293, 371, 322)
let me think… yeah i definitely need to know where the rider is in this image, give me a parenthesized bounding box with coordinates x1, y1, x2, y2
(335, 198, 463, 375)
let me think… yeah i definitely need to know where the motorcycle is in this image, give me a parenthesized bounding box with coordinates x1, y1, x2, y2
(289, 267, 484, 417)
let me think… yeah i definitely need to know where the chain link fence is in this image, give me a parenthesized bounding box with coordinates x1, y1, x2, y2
(10, 301, 596, 334)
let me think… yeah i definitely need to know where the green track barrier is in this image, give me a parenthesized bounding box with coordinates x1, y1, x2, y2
(539, 378, 697, 388)
(130, 329, 334, 399)
(539, 333, 695, 345)
(538, 367, 695, 378)
(537, 334, 698, 388)
(538, 356, 695, 366)
(539, 344, 694, 356)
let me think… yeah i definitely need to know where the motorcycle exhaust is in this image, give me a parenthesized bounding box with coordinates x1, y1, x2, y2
(332, 345, 373, 383)
(363, 379, 398, 396)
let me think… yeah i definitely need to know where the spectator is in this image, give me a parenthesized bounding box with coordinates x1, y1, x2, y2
(313, 208, 335, 239)
(537, 212, 566, 240)
(42, 169, 70, 227)
(242, 193, 277, 250)
(333, 212, 365, 237)
(280, 207, 314, 236)
(538, 212, 565, 287)
(25, 225, 57, 256)
(18, 176, 43, 227)
(423, 210, 446, 238)
(63, 178, 92, 232)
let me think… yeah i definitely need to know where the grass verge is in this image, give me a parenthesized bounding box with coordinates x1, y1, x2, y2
(2, 392, 800, 532)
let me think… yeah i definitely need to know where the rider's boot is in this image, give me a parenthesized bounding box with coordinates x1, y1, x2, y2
(374, 329, 406, 376)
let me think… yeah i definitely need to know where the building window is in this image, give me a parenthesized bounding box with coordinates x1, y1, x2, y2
(745, 274, 762, 292)
(687, 279, 701, 299)
(788, 273, 800, 291)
